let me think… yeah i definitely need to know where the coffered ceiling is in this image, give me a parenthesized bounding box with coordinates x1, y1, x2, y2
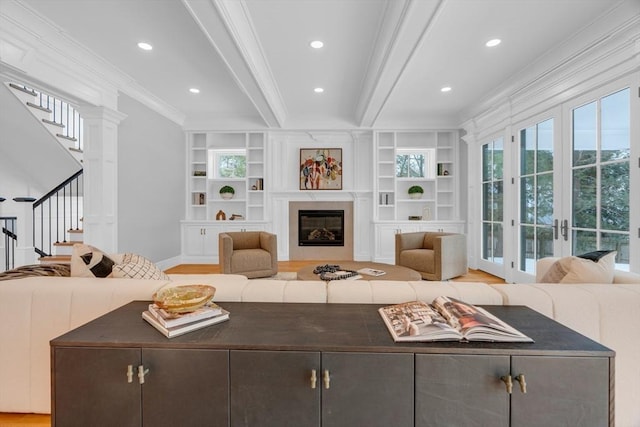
(18, 0, 627, 129)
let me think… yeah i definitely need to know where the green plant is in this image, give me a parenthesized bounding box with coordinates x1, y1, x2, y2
(219, 185, 235, 194)
(408, 185, 424, 194)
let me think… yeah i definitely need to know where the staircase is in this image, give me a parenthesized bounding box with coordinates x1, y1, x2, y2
(6, 82, 83, 164)
(3, 82, 86, 264)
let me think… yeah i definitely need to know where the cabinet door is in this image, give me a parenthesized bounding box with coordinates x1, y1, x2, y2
(230, 350, 320, 427)
(510, 356, 609, 427)
(321, 352, 414, 427)
(201, 225, 219, 256)
(142, 349, 229, 427)
(53, 347, 141, 427)
(183, 225, 206, 256)
(415, 354, 510, 427)
(374, 224, 419, 263)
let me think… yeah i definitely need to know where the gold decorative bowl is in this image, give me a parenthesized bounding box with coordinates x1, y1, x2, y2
(152, 284, 216, 313)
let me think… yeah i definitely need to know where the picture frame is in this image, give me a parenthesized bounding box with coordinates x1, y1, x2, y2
(300, 148, 342, 190)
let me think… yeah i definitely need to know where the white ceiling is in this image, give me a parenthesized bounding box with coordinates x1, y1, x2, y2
(20, 0, 625, 129)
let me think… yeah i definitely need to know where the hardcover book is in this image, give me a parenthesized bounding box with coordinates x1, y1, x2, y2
(148, 302, 223, 328)
(142, 309, 229, 338)
(379, 297, 533, 343)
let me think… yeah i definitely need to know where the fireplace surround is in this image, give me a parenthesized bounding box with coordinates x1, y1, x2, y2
(289, 201, 353, 260)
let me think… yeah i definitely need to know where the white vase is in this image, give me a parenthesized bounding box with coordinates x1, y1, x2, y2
(409, 193, 422, 200)
(220, 193, 234, 200)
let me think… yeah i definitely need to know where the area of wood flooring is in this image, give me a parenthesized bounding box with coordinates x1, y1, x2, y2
(0, 261, 503, 425)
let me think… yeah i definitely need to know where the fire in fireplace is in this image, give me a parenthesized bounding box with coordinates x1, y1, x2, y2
(298, 210, 344, 246)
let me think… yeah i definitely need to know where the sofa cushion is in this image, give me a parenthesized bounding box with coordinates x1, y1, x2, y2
(70, 243, 115, 278)
(0, 263, 70, 281)
(539, 251, 616, 284)
(400, 249, 434, 273)
(231, 249, 272, 271)
(111, 253, 170, 280)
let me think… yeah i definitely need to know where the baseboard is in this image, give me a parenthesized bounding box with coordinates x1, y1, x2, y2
(155, 255, 183, 271)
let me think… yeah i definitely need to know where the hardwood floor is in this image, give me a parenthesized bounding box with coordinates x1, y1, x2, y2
(0, 261, 502, 426)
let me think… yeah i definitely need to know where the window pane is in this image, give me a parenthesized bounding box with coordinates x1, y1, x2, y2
(537, 119, 553, 173)
(601, 232, 629, 268)
(218, 155, 246, 178)
(482, 222, 492, 260)
(573, 101, 597, 166)
(537, 226, 554, 260)
(482, 144, 491, 181)
(601, 88, 630, 162)
(482, 183, 492, 221)
(492, 223, 504, 264)
(396, 154, 408, 177)
(601, 162, 629, 231)
(520, 225, 535, 273)
(572, 166, 597, 229)
(520, 127, 535, 175)
(536, 172, 553, 225)
(520, 176, 535, 224)
(408, 154, 424, 178)
(573, 230, 597, 255)
(493, 139, 504, 180)
(494, 181, 504, 222)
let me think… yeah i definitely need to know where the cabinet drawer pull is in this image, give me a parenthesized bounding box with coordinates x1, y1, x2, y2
(138, 365, 150, 384)
(310, 369, 317, 389)
(126, 365, 134, 383)
(323, 369, 330, 389)
(515, 374, 527, 393)
(500, 375, 513, 394)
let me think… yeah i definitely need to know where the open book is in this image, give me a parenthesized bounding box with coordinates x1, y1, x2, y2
(378, 297, 533, 343)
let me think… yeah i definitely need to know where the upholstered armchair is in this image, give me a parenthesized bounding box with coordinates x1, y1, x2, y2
(219, 231, 278, 278)
(395, 232, 467, 281)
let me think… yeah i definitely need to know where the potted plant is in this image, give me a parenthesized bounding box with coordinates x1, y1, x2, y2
(408, 185, 424, 199)
(219, 185, 235, 200)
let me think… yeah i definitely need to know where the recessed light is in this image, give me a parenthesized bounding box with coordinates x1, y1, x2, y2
(137, 42, 153, 51)
(310, 40, 324, 49)
(485, 39, 501, 47)
(189, 88, 200, 94)
(441, 86, 452, 93)
(314, 87, 324, 93)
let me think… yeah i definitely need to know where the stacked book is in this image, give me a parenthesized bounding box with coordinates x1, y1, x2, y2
(142, 302, 229, 338)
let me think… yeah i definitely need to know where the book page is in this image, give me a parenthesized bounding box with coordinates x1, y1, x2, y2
(378, 301, 460, 341)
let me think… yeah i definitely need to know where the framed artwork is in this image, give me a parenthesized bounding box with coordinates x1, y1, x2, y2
(300, 148, 342, 190)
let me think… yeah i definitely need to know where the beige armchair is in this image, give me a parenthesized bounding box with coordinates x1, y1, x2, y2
(219, 231, 278, 278)
(395, 232, 467, 281)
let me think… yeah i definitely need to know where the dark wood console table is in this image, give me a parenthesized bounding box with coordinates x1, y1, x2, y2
(51, 302, 614, 427)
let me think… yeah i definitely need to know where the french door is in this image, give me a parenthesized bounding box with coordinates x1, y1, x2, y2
(511, 83, 632, 282)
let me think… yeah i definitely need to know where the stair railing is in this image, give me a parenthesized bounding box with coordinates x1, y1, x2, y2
(1, 217, 17, 271)
(9, 83, 83, 152)
(33, 170, 84, 258)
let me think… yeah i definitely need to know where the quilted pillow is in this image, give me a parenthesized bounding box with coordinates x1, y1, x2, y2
(111, 253, 170, 280)
(70, 243, 116, 278)
(540, 251, 617, 284)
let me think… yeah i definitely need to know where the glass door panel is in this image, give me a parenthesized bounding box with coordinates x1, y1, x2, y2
(481, 139, 504, 270)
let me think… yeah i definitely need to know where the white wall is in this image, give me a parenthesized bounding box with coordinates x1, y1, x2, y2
(117, 93, 185, 262)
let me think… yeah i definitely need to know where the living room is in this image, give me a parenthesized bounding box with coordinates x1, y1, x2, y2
(0, 1, 639, 425)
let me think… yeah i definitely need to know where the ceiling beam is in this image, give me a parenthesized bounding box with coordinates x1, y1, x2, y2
(356, 0, 444, 128)
(182, 0, 287, 128)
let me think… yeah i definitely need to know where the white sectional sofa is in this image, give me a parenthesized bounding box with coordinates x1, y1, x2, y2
(1, 271, 639, 426)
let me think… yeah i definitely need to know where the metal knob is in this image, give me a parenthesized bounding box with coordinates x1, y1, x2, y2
(137, 365, 149, 384)
(323, 369, 331, 389)
(126, 365, 134, 383)
(515, 374, 527, 393)
(501, 375, 513, 394)
(310, 369, 317, 389)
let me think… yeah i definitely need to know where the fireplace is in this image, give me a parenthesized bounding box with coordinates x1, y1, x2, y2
(298, 210, 344, 246)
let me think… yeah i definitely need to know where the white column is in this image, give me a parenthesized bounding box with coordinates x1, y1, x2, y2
(79, 106, 127, 253)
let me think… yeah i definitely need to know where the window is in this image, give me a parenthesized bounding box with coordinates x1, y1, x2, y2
(396, 149, 435, 179)
(482, 138, 504, 264)
(207, 149, 246, 179)
(571, 88, 630, 269)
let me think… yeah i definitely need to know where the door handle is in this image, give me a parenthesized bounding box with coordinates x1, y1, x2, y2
(560, 219, 568, 241)
(552, 219, 559, 240)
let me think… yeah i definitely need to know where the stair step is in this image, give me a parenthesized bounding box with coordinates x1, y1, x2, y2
(69, 147, 83, 153)
(53, 241, 82, 247)
(56, 134, 78, 142)
(26, 101, 52, 113)
(68, 229, 84, 234)
(39, 255, 71, 264)
(9, 83, 37, 96)
(42, 118, 65, 128)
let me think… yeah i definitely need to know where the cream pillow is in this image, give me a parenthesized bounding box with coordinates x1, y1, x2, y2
(111, 253, 170, 280)
(70, 243, 116, 278)
(540, 251, 616, 284)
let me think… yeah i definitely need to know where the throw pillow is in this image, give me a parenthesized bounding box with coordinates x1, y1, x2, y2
(70, 243, 116, 278)
(540, 251, 617, 284)
(111, 253, 170, 280)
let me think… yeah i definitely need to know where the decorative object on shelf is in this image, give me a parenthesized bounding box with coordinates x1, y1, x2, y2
(215, 210, 226, 220)
(408, 185, 424, 199)
(219, 185, 235, 200)
(255, 178, 264, 190)
(422, 206, 432, 221)
(408, 216, 422, 220)
(300, 148, 342, 190)
(229, 214, 244, 220)
(443, 170, 449, 176)
(193, 170, 206, 177)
